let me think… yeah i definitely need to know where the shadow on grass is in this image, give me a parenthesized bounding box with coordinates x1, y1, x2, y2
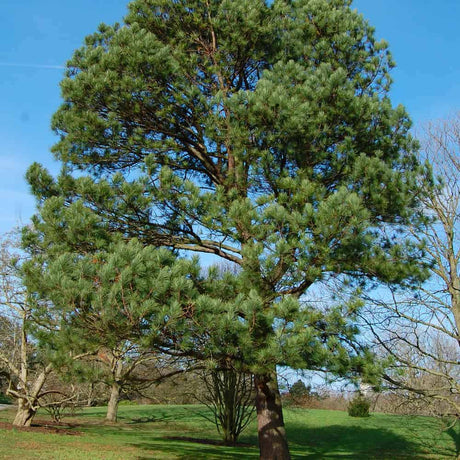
(124, 406, 216, 426)
(165, 435, 254, 447)
(83, 407, 181, 422)
(372, 414, 458, 458)
(287, 423, 433, 459)
(75, 406, 457, 458)
(128, 416, 157, 424)
(446, 423, 459, 459)
(131, 437, 260, 459)
(129, 425, 422, 459)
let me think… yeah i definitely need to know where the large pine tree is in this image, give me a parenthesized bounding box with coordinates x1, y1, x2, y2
(27, 1, 428, 457)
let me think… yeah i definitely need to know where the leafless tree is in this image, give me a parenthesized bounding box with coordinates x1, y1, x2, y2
(196, 361, 255, 444)
(0, 230, 53, 425)
(91, 345, 193, 422)
(362, 113, 460, 420)
(0, 231, 86, 426)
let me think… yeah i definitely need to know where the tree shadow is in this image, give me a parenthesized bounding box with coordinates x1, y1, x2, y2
(286, 423, 444, 459)
(165, 435, 254, 447)
(446, 423, 459, 459)
(131, 437, 260, 459)
(129, 424, 427, 459)
(128, 416, 157, 424)
(76, 406, 457, 458)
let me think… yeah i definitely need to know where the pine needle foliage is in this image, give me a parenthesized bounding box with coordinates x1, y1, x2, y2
(25, 0, 432, 456)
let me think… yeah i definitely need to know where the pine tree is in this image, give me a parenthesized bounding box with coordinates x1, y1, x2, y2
(23, 236, 200, 422)
(27, 1, 429, 457)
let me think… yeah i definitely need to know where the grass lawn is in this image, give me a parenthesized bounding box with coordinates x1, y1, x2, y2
(0, 404, 458, 459)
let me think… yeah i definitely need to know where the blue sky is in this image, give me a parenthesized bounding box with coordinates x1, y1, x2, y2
(0, 0, 458, 234)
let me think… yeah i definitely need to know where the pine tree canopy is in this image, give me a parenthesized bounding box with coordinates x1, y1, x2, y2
(26, 0, 429, 374)
(24, 239, 199, 351)
(24, 2, 433, 455)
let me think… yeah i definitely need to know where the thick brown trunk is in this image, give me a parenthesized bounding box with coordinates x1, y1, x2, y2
(255, 372, 290, 460)
(106, 381, 120, 422)
(13, 398, 36, 427)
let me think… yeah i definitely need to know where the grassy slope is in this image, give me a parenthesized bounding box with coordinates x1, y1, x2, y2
(0, 404, 458, 459)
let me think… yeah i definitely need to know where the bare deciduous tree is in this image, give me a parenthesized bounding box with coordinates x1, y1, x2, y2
(196, 362, 255, 445)
(0, 231, 87, 426)
(0, 231, 55, 425)
(362, 113, 460, 420)
(91, 345, 191, 422)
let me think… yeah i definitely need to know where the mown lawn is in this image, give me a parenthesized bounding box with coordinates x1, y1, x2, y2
(0, 404, 458, 459)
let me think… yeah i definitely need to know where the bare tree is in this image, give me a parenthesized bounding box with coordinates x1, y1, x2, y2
(0, 231, 87, 426)
(362, 113, 460, 419)
(196, 361, 255, 445)
(0, 231, 51, 425)
(92, 345, 191, 422)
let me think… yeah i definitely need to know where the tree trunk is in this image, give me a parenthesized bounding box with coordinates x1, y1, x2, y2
(254, 372, 290, 460)
(87, 382, 95, 407)
(106, 381, 120, 422)
(13, 398, 36, 427)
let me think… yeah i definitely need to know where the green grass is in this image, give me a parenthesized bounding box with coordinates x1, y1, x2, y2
(0, 404, 458, 459)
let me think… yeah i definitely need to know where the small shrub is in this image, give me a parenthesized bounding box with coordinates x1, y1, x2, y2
(119, 399, 138, 406)
(290, 380, 310, 399)
(348, 394, 371, 417)
(43, 402, 66, 423)
(40, 392, 82, 422)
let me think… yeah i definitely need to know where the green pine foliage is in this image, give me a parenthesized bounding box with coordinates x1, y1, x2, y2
(24, 0, 432, 454)
(27, 0, 430, 386)
(23, 238, 200, 359)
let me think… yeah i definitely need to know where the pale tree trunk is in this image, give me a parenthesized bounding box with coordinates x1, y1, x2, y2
(106, 381, 121, 422)
(11, 316, 40, 427)
(13, 397, 36, 427)
(448, 254, 460, 348)
(87, 382, 95, 407)
(255, 372, 291, 460)
(1, 313, 39, 427)
(11, 365, 52, 427)
(106, 355, 123, 422)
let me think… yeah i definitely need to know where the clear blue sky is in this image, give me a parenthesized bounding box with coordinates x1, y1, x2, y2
(0, 0, 458, 234)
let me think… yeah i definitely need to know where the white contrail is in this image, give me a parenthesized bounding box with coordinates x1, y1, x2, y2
(0, 62, 65, 70)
